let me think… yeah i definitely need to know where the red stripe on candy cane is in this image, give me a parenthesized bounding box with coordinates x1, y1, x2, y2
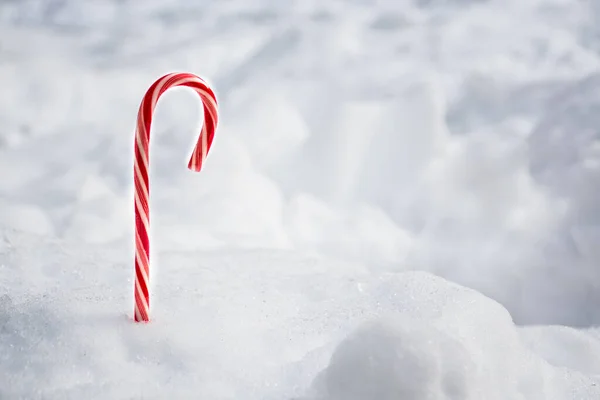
(132, 72, 219, 323)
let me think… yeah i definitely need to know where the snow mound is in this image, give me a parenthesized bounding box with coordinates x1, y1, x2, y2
(2, 229, 599, 399)
(300, 273, 600, 400)
(305, 319, 599, 400)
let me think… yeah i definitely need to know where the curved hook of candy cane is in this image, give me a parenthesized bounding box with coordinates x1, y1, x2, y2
(133, 72, 219, 323)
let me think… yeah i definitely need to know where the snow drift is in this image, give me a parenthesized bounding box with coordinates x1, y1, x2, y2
(1, 229, 599, 399)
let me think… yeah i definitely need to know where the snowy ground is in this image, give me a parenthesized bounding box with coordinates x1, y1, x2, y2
(2, 0, 600, 398)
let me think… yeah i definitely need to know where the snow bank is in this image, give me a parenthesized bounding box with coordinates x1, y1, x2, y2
(2, 229, 599, 399)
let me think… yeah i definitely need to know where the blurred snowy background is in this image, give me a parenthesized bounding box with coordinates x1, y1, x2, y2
(2, 0, 600, 398)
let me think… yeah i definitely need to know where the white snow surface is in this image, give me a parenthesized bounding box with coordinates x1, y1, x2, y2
(2, 228, 599, 399)
(2, 0, 600, 398)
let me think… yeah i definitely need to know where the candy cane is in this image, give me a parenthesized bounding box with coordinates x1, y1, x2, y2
(133, 72, 218, 322)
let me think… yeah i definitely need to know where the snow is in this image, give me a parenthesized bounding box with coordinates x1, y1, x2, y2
(2, 0, 600, 398)
(2, 229, 599, 399)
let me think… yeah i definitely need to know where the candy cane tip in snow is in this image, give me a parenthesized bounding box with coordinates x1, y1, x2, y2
(133, 72, 219, 323)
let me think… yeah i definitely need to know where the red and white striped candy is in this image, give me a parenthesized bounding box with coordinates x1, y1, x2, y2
(133, 72, 219, 322)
